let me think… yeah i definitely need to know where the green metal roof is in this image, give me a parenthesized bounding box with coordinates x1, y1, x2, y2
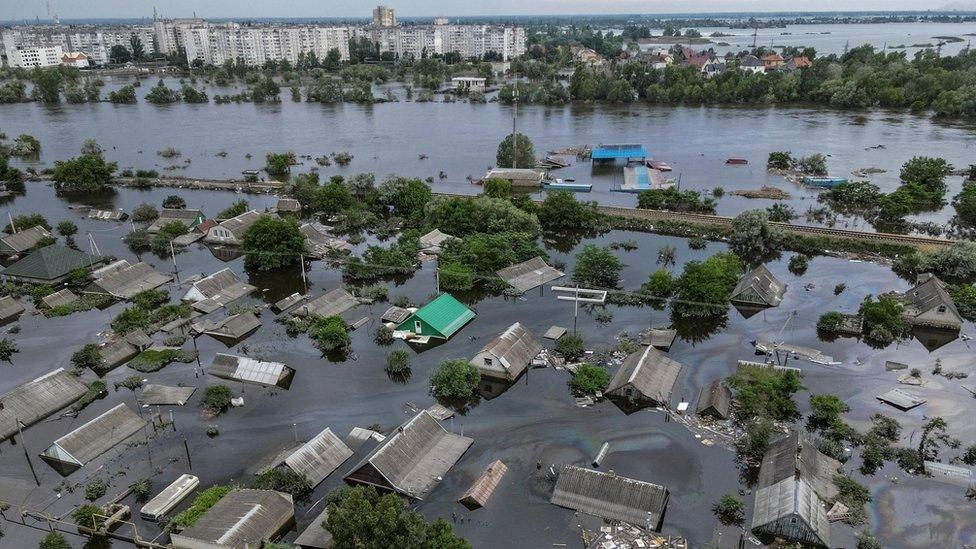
(2, 245, 103, 282)
(408, 293, 475, 338)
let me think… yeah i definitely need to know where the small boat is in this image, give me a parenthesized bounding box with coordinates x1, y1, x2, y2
(647, 159, 673, 171)
(726, 158, 748, 165)
(802, 176, 848, 188)
(543, 180, 592, 192)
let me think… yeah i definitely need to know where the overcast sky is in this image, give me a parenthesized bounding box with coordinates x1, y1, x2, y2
(4, 0, 965, 21)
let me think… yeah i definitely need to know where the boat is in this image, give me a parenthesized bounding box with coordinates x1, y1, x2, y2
(802, 176, 849, 188)
(647, 159, 672, 171)
(543, 180, 592, 192)
(725, 158, 748, 165)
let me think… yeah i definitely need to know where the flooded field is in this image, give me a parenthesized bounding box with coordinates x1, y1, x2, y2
(0, 182, 973, 548)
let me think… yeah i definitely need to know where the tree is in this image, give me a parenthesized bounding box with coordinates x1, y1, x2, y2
(129, 35, 145, 61)
(131, 203, 159, 223)
(807, 393, 850, 434)
(767, 151, 792, 170)
(429, 359, 479, 400)
(859, 294, 910, 345)
(554, 334, 585, 361)
(71, 344, 104, 372)
(326, 485, 470, 548)
(218, 199, 248, 219)
(110, 44, 132, 64)
(80, 138, 103, 157)
(181, 85, 208, 103)
(39, 531, 71, 549)
(31, 67, 63, 103)
(568, 363, 609, 396)
(51, 154, 117, 193)
(314, 178, 354, 215)
(385, 348, 410, 374)
(145, 80, 180, 104)
(0, 338, 18, 363)
(640, 270, 676, 302)
(242, 216, 306, 271)
(900, 156, 953, 205)
(572, 245, 624, 289)
(73, 504, 105, 530)
(538, 190, 602, 231)
(953, 183, 976, 226)
(108, 85, 137, 104)
(483, 178, 512, 199)
(917, 417, 958, 474)
(728, 362, 804, 423)
(673, 252, 743, 317)
(856, 531, 883, 549)
(794, 153, 827, 175)
(201, 384, 233, 414)
(3, 213, 50, 233)
(265, 152, 297, 176)
(163, 195, 186, 209)
(496, 132, 535, 169)
(309, 315, 351, 353)
(712, 494, 745, 526)
(729, 209, 782, 260)
(378, 176, 432, 219)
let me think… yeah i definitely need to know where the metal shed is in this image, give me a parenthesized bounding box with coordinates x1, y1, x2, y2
(140, 384, 196, 406)
(0, 368, 88, 441)
(170, 489, 295, 549)
(283, 427, 353, 487)
(606, 346, 682, 406)
(496, 257, 565, 294)
(85, 261, 172, 299)
(550, 465, 670, 531)
(470, 322, 542, 382)
(208, 353, 294, 388)
(344, 410, 473, 500)
(140, 474, 199, 521)
(41, 403, 147, 469)
(291, 288, 358, 319)
(459, 459, 507, 509)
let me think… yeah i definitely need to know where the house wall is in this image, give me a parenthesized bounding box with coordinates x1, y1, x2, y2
(471, 350, 510, 380)
(913, 307, 962, 329)
(606, 382, 652, 403)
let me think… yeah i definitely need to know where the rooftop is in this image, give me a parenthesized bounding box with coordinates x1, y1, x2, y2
(2, 244, 103, 282)
(550, 465, 669, 530)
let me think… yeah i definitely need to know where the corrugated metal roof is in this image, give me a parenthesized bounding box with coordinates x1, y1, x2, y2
(876, 388, 926, 410)
(0, 226, 51, 254)
(39, 289, 78, 310)
(496, 257, 565, 293)
(86, 262, 172, 299)
(345, 410, 473, 500)
(0, 368, 88, 441)
(293, 507, 332, 549)
(472, 322, 542, 381)
(0, 295, 25, 320)
(203, 311, 262, 340)
(419, 229, 456, 250)
(550, 465, 669, 529)
(140, 384, 196, 406)
(43, 403, 146, 466)
(400, 293, 475, 339)
(459, 459, 507, 509)
(283, 427, 353, 487)
(731, 264, 786, 307)
(184, 268, 255, 312)
(209, 353, 293, 388)
(147, 209, 204, 233)
(696, 379, 731, 419)
(291, 288, 358, 319)
(606, 346, 681, 405)
(2, 245, 102, 282)
(171, 489, 294, 549)
(751, 477, 830, 548)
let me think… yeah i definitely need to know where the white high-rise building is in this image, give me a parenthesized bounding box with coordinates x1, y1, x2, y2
(9, 45, 64, 68)
(373, 6, 397, 28)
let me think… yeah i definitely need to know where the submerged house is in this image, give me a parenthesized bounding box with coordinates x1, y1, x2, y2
(483, 168, 544, 188)
(419, 229, 457, 254)
(39, 289, 78, 310)
(696, 379, 732, 420)
(0, 294, 25, 322)
(198, 311, 262, 342)
(170, 489, 295, 549)
(41, 403, 147, 472)
(751, 431, 841, 548)
(204, 210, 262, 246)
(0, 368, 88, 442)
(84, 261, 172, 299)
(183, 268, 256, 313)
(209, 353, 295, 388)
(1, 244, 104, 284)
(730, 264, 786, 308)
(270, 427, 354, 488)
(897, 273, 962, 331)
(470, 322, 542, 382)
(395, 293, 475, 342)
(147, 208, 205, 233)
(344, 410, 473, 500)
(291, 287, 358, 319)
(0, 225, 52, 256)
(606, 346, 682, 407)
(496, 256, 565, 293)
(550, 465, 670, 531)
(98, 330, 153, 373)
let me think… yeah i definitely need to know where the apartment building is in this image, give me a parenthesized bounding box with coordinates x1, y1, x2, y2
(8, 44, 64, 68)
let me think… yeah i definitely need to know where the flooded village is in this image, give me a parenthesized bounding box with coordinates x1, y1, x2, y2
(3, 7, 976, 549)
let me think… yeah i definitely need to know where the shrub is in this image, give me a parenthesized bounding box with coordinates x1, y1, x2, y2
(788, 254, 809, 275)
(130, 478, 152, 503)
(817, 311, 844, 333)
(555, 334, 585, 361)
(85, 479, 107, 501)
(572, 245, 624, 288)
(112, 306, 150, 334)
(56, 220, 78, 237)
(201, 384, 233, 414)
(429, 359, 479, 400)
(712, 494, 745, 526)
(73, 504, 105, 530)
(767, 151, 791, 170)
(308, 315, 351, 352)
(242, 216, 306, 271)
(374, 325, 395, 345)
(253, 468, 312, 497)
(168, 485, 231, 530)
(218, 199, 249, 220)
(3, 213, 49, 234)
(385, 348, 410, 374)
(124, 228, 152, 251)
(162, 195, 186, 209)
(568, 363, 609, 396)
(131, 203, 159, 223)
(640, 270, 675, 301)
(71, 343, 104, 372)
(40, 532, 71, 549)
(265, 152, 297, 176)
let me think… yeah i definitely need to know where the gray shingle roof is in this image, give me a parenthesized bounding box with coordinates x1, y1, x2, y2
(730, 264, 786, 307)
(140, 384, 196, 406)
(550, 465, 669, 529)
(39, 289, 78, 310)
(472, 322, 542, 381)
(696, 379, 732, 419)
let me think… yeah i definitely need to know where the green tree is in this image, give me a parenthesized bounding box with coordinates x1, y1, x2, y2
(640, 270, 676, 302)
(314, 178, 354, 215)
(568, 363, 609, 395)
(538, 190, 602, 231)
(3, 213, 50, 233)
(429, 359, 480, 400)
(309, 315, 351, 353)
(899, 156, 953, 205)
(51, 154, 117, 193)
(73, 504, 105, 530)
(218, 199, 248, 219)
(729, 209, 782, 260)
(496, 132, 535, 169)
(672, 252, 743, 317)
(712, 494, 745, 526)
(265, 152, 297, 176)
(807, 394, 850, 434)
(572, 245, 624, 288)
(31, 67, 63, 103)
(385, 348, 410, 374)
(131, 203, 159, 223)
(108, 85, 137, 104)
(377, 176, 432, 219)
(953, 183, 976, 226)
(917, 417, 958, 474)
(554, 334, 585, 361)
(201, 384, 233, 414)
(242, 216, 306, 271)
(767, 151, 792, 170)
(145, 80, 180, 104)
(110, 44, 132, 63)
(0, 338, 19, 363)
(71, 344, 105, 372)
(181, 85, 209, 103)
(39, 531, 71, 549)
(856, 531, 883, 549)
(483, 178, 512, 198)
(57, 220, 78, 237)
(728, 362, 804, 422)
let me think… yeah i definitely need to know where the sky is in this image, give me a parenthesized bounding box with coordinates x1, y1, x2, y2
(3, 0, 967, 21)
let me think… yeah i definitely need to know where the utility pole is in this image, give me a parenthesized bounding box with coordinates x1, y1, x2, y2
(511, 61, 518, 169)
(16, 418, 39, 486)
(183, 436, 192, 470)
(169, 239, 180, 284)
(299, 254, 307, 294)
(573, 285, 579, 335)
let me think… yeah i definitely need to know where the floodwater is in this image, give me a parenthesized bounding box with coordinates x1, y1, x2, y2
(0, 181, 973, 549)
(3, 73, 976, 231)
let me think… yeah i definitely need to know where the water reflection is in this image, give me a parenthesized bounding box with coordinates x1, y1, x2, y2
(671, 311, 729, 344)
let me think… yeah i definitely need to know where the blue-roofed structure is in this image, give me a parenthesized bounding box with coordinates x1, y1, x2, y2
(592, 143, 648, 161)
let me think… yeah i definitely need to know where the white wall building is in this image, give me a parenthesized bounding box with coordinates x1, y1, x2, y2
(9, 45, 64, 68)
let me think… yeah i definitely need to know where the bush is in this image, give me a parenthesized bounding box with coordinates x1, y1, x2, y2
(385, 348, 410, 374)
(429, 359, 479, 400)
(265, 152, 297, 176)
(168, 485, 231, 530)
(202, 384, 233, 414)
(162, 195, 186, 209)
(538, 190, 603, 231)
(568, 363, 609, 396)
(56, 220, 78, 237)
(712, 494, 745, 526)
(71, 343, 105, 372)
(374, 325, 394, 345)
(3, 213, 49, 234)
(112, 306, 150, 334)
(640, 270, 675, 301)
(85, 479, 107, 501)
(131, 203, 159, 223)
(253, 468, 312, 497)
(672, 252, 742, 317)
(242, 216, 306, 271)
(859, 294, 909, 345)
(124, 228, 152, 251)
(218, 199, 248, 219)
(637, 187, 716, 213)
(767, 151, 791, 170)
(572, 245, 624, 289)
(73, 504, 105, 530)
(483, 178, 512, 198)
(308, 315, 351, 352)
(788, 254, 809, 275)
(130, 478, 152, 503)
(728, 362, 804, 422)
(555, 334, 585, 361)
(40, 532, 71, 549)
(816, 311, 844, 333)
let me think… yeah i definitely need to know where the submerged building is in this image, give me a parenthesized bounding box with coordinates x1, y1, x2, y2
(470, 322, 542, 382)
(606, 345, 682, 407)
(550, 465, 670, 531)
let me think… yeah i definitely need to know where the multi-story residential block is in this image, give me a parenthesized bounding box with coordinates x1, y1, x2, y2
(8, 44, 64, 67)
(373, 6, 397, 28)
